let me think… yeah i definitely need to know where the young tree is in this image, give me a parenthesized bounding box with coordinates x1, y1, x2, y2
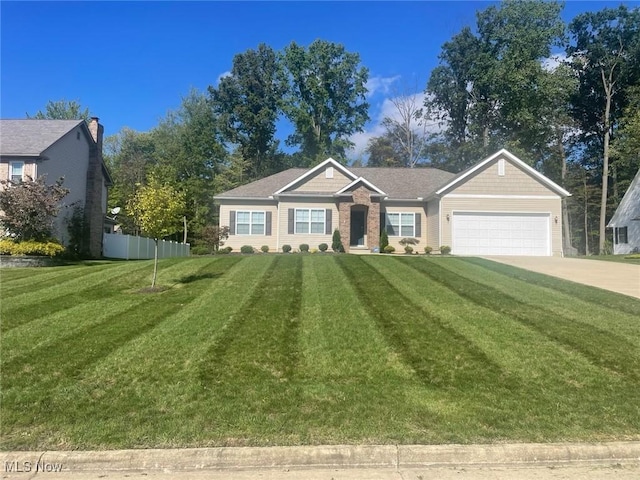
(0, 176, 69, 241)
(568, 5, 640, 253)
(127, 179, 185, 288)
(283, 40, 369, 164)
(27, 99, 91, 120)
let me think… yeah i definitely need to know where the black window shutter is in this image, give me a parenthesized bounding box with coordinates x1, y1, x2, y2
(230, 210, 236, 235)
(288, 209, 294, 234)
(325, 209, 332, 234)
(265, 211, 272, 236)
(415, 213, 421, 237)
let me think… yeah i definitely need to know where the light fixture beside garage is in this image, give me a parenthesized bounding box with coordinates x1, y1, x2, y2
(446, 214, 450, 221)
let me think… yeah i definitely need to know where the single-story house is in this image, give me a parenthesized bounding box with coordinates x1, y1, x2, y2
(0, 118, 112, 257)
(214, 149, 571, 256)
(607, 167, 640, 255)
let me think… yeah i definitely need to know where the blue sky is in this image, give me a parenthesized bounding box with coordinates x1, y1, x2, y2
(0, 1, 633, 159)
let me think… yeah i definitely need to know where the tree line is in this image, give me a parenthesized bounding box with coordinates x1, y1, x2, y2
(31, 1, 639, 255)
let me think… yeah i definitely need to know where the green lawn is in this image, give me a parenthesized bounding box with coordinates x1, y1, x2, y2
(1, 255, 639, 450)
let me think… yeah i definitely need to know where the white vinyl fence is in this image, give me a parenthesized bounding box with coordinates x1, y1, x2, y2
(103, 234, 190, 260)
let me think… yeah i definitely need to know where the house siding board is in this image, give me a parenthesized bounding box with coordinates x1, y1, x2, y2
(287, 166, 351, 193)
(452, 160, 554, 196)
(279, 200, 339, 251)
(440, 197, 562, 256)
(218, 201, 278, 251)
(381, 202, 428, 251)
(38, 126, 91, 244)
(426, 199, 440, 250)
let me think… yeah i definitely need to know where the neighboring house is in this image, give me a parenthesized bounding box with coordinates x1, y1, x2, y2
(215, 149, 571, 256)
(607, 168, 640, 255)
(0, 118, 112, 257)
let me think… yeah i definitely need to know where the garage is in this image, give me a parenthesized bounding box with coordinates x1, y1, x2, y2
(452, 212, 551, 256)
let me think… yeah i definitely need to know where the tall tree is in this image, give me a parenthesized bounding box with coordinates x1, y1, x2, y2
(380, 86, 430, 168)
(568, 5, 640, 253)
(425, 0, 565, 169)
(365, 133, 403, 167)
(283, 40, 369, 164)
(27, 99, 91, 120)
(209, 44, 286, 179)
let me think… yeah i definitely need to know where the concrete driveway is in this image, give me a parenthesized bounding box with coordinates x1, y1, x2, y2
(483, 256, 640, 299)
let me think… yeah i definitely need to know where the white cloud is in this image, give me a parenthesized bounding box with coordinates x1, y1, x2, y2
(216, 71, 231, 85)
(365, 75, 401, 98)
(542, 53, 568, 72)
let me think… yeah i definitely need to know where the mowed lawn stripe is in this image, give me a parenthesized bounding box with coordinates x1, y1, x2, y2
(20, 256, 267, 449)
(335, 256, 508, 389)
(1, 257, 240, 394)
(399, 258, 640, 382)
(1, 263, 114, 296)
(196, 255, 304, 440)
(441, 257, 640, 344)
(1, 261, 163, 332)
(364, 257, 598, 382)
(465, 257, 640, 317)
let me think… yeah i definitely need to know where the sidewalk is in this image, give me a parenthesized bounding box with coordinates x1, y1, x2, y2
(2, 442, 639, 479)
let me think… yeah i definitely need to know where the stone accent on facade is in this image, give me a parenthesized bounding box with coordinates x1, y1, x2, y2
(337, 184, 380, 252)
(85, 118, 105, 258)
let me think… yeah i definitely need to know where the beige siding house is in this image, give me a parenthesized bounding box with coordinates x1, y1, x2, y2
(215, 149, 571, 256)
(0, 118, 112, 257)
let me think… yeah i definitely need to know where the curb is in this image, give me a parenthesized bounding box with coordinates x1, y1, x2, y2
(2, 442, 640, 473)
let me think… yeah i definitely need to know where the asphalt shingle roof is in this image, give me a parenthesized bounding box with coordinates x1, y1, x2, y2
(0, 119, 84, 156)
(215, 165, 457, 200)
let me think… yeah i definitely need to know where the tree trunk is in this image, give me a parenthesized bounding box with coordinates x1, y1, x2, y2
(583, 172, 590, 256)
(152, 238, 159, 288)
(559, 137, 572, 254)
(599, 69, 613, 254)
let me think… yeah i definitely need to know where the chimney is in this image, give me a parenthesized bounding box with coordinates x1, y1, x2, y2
(88, 117, 103, 146)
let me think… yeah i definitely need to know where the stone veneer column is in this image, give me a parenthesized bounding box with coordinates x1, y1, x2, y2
(337, 185, 380, 252)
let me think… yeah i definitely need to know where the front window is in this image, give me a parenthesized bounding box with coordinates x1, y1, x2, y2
(236, 211, 265, 235)
(615, 226, 628, 244)
(386, 212, 415, 237)
(295, 209, 325, 234)
(10, 162, 24, 182)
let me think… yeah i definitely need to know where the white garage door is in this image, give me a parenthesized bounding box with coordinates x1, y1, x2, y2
(452, 212, 550, 256)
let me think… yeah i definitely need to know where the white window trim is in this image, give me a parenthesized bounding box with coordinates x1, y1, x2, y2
(386, 212, 415, 237)
(9, 161, 24, 182)
(295, 208, 326, 234)
(235, 210, 266, 236)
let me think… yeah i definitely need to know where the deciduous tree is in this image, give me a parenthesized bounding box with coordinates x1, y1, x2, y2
(283, 40, 369, 164)
(27, 99, 90, 120)
(127, 179, 185, 288)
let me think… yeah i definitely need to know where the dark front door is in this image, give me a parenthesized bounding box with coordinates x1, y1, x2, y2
(350, 210, 366, 246)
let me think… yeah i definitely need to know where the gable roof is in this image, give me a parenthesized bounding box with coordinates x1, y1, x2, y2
(608, 168, 640, 227)
(0, 119, 86, 156)
(434, 149, 571, 198)
(274, 157, 357, 194)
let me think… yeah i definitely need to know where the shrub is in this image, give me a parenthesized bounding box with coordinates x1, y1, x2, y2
(404, 245, 414, 254)
(190, 245, 210, 255)
(199, 225, 230, 252)
(310, 248, 318, 254)
(217, 246, 232, 254)
(384, 245, 395, 254)
(424, 246, 433, 255)
(440, 245, 451, 255)
(0, 239, 65, 257)
(282, 244, 292, 253)
(240, 245, 254, 254)
(380, 229, 389, 252)
(318, 243, 328, 252)
(332, 229, 344, 253)
(299, 243, 310, 253)
(399, 237, 419, 247)
(261, 245, 269, 253)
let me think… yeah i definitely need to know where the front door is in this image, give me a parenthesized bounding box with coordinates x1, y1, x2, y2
(350, 210, 366, 246)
